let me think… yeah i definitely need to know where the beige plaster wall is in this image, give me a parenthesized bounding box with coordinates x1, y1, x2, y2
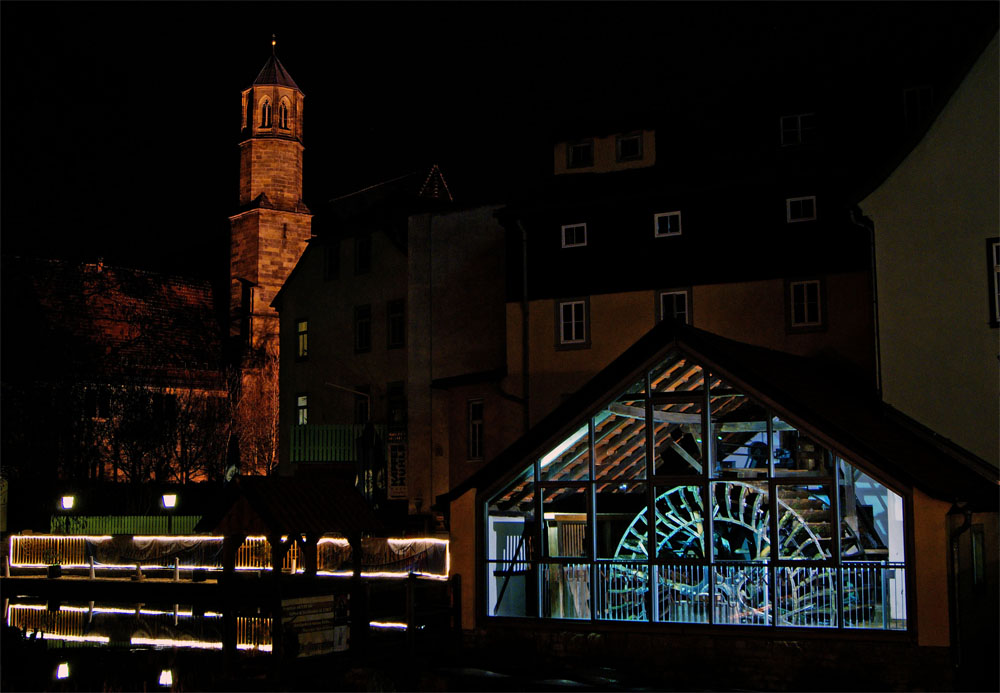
(861, 34, 999, 466)
(449, 489, 478, 630)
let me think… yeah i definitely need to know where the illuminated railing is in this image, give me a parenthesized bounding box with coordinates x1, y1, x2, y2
(7, 534, 449, 579)
(842, 562, 906, 630)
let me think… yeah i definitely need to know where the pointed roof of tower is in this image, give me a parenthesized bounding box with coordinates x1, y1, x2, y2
(418, 164, 453, 201)
(252, 37, 301, 91)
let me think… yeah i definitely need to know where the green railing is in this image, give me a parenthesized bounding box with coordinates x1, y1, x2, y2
(290, 424, 386, 462)
(49, 515, 202, 535)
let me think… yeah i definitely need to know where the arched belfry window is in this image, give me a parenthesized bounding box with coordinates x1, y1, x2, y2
(278, 100, 289, 129)
(485, 351, 909, 630)
(260, 99, 272, 128)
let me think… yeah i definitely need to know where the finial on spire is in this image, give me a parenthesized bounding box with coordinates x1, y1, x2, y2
(271, 34, 276, 54)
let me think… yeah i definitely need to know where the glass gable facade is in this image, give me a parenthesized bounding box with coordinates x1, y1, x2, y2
(485, 352, 907, 630)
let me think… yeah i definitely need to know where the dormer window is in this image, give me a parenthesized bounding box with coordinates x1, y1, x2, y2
(278, 101, 289, 129)
(567, 140, 594, 169)
(260, 99, 272, 128)
(786, 196, 817, 223)
(616, 132, 643, 161)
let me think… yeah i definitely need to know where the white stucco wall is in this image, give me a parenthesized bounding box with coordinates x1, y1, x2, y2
(861, 34, 999, 467)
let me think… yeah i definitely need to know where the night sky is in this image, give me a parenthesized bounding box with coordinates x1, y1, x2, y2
(2, 2, 996, 279)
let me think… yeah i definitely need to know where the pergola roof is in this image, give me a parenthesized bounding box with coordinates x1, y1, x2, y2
(443, 321, 997, 511)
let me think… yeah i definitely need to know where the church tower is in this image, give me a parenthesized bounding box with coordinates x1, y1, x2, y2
(229, 38, 312, 349)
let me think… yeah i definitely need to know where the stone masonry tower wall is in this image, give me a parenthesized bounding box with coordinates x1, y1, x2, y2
(228, 48, 312, 349)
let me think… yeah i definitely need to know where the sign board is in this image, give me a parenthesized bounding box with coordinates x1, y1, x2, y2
(281, 595, 346, 658)
(388, 442, 407, 499)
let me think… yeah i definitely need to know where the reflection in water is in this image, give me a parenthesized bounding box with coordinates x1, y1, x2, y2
(5, 600, 271, 653)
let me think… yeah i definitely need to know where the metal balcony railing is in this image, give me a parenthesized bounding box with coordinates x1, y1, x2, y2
(290, 424, 387, 462)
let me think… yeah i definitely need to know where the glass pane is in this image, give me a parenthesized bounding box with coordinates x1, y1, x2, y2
(595, 482, 646, 559)
(772, 417, 834, 476)
(652, 485, 706, 559)
(542, 486, 587, 558)
(838, 459, 905, 563)
(775, 566, 837, 627)
(652, 402, 704, 477)
(656, 563, 710, 623)
(487, 465, 534, 565)
(712, 481, 769, 561)
(487, 560, 534, 618)
(594, 403, 646, 481)
(540, 424, 589, 481)
(541, 562, 591, 619)
(646, 354, 705, 394)
(843, 562, 907, 630)
(776, 484, 833, 560)
(594, 562, 648, 622)
(713, 392, 769, 479)
(714, 563, 770, 625)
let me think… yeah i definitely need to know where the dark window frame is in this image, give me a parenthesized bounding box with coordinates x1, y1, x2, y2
(387, 299, 406, 349)
(779, 112, 817, 146)
(296, 318, 309, 360)
(354, 305, 372, 353)
(616, 131, 643, 162)
(567, 139, 594, 169)
(468, 399, 485, 460)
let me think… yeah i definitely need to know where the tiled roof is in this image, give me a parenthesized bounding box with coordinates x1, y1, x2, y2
(443, 321, 998, 511)
(3, 256, 225, 391)
(252, 54, 300, 91)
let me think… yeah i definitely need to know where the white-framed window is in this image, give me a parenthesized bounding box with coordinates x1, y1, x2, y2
(558, 299, 588, 347)
(296, 319, 309, 359)
(567, 140, 594, 169)
(616, 132, 643, 161)
(780, 113, 817, 146)
(659, 290, 691, 324)
(789, 280, 823, 328)
(654, 211, 682, 237)
(786, 196, 817, 223)
(296, 394, 308, 425)
(468, 399, 485, 460)
(988, 238, 999, 328)
(561, 223, 587, 248)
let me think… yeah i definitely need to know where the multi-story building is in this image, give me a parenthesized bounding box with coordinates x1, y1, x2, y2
(272, 166, 512, 529)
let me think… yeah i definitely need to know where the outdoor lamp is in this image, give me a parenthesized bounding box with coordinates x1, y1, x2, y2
(56, 663, 69, 680)
(158, 669, 173, 687)
(60, 496, 75, 510)
(161, 494, 177, 509)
